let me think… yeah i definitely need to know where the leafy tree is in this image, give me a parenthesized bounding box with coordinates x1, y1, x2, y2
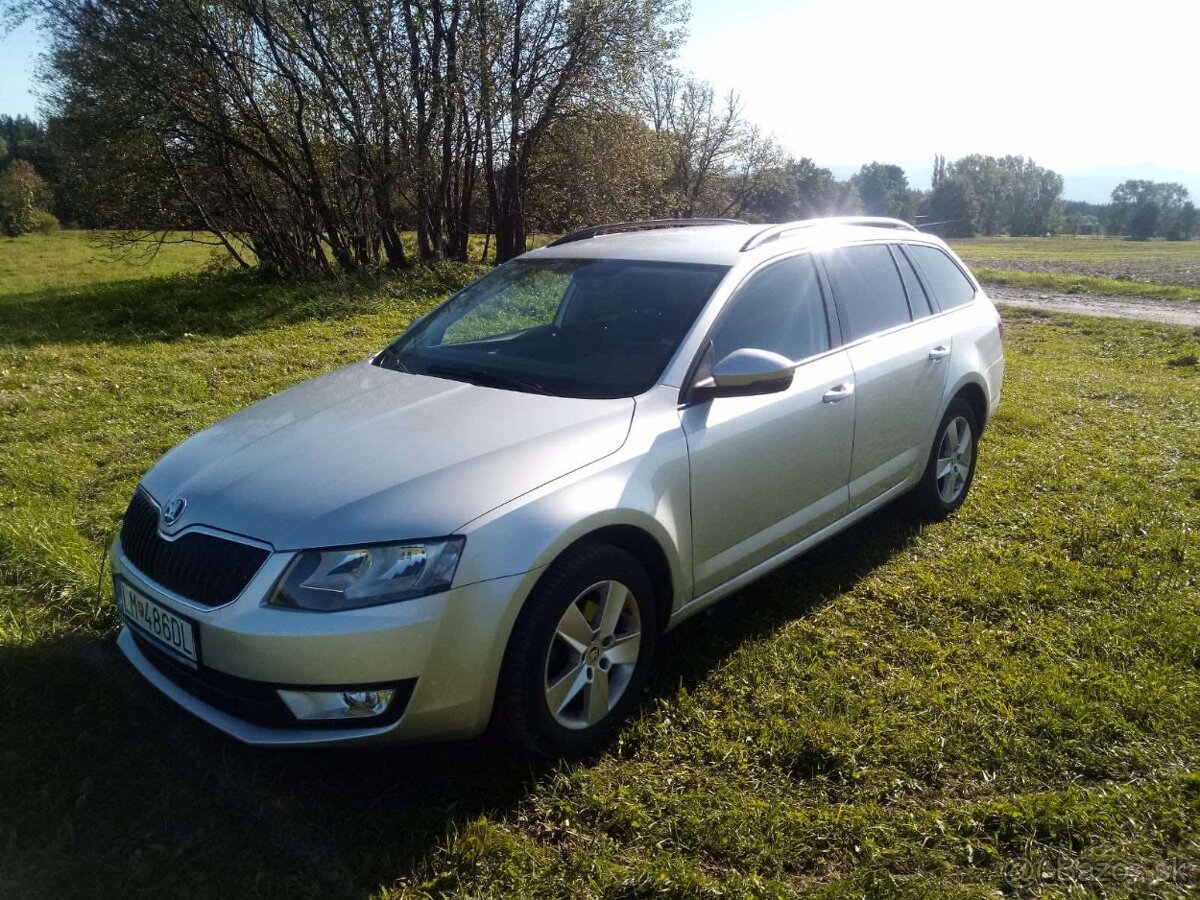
(1173, 202, 1198, 241)
(1061, 200, 1107, 234)
(1109, 180, 1193, 239)
(725, 161, 797, 222)
(940, 155, 1063, 236)
(528, 112, 667, 231)
(931, 153, 947, 190)
(852, 162, 909, 217)
(0, 115, 86, 222)
(924, 179, 976, 237)
(0, 115, 49, 170)
(1128, 201, 1161, 241)
(791, 158, 860, 217)
(721, 128, 793, 221)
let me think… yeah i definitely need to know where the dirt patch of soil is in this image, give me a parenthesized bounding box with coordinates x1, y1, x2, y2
(988, 285, 1200, 327)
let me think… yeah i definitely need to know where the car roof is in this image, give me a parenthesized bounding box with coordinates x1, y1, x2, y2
(525, 220, 949, 267)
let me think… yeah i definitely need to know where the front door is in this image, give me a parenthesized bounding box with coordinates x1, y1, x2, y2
(681, 254, 856, 596)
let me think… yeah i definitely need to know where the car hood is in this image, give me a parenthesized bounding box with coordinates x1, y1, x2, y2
(141, 360, 634, 550)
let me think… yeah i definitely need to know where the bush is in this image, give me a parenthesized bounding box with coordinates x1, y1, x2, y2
(0, 160, 54, 236)
(29, 209, 61, 234)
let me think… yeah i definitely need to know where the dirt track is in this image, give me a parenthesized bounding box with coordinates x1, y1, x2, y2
(987, 285, 1200, 327)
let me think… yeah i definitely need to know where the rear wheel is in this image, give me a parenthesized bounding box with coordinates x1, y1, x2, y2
(904, 397, 979, 521)
(497, 543, 657, 757)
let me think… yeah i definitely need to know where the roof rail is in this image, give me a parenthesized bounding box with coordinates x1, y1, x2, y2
(740, 216, 918, 252)
(547, 218, 747, 247)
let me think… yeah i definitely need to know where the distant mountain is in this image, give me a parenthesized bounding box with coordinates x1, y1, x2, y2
(824, 161, 1200, 205)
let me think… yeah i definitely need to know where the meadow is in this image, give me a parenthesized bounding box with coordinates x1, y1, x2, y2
(1, 231, 1198, 897)
(951, 236, 1200, 302)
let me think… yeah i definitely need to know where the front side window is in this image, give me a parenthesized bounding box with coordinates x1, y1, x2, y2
(823, 244, 912, 341)
(710, 255, 830, 364)
(378, 258, 728, 399)
(905, 245, 977, 310)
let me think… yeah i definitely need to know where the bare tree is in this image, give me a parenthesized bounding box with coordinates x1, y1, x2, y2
(15, 0, 680, 273)
(476, 0, 682, 261)
(720, 125, 787, 219)
(642, 68, 744, 218)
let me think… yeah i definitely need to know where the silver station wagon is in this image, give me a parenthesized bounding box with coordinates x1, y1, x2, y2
(112, 217, 1004, 756)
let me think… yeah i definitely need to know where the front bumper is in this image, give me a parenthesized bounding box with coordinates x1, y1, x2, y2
(111, 540, 541, 747)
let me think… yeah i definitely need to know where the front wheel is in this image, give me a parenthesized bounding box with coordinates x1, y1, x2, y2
(904, 398, 980, 522)
(497, 543, 657, 757)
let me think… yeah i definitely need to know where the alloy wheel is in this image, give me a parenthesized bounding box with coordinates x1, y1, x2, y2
(936, 415, 974, 504)
(543, 580, 642, 730)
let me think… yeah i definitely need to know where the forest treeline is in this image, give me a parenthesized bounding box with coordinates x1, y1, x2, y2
(1, 0, 1196, 272)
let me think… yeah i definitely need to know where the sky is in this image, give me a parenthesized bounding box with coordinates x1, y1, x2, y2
(676, 0, 1199, 178)
(2, 0, 1198, 196)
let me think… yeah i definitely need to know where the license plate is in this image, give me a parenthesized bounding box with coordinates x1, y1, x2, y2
(116, 578, 200, 664)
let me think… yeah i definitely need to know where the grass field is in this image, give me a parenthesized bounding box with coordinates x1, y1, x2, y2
(950, 237, 1200, 301)
(2, 232, 1200, 897)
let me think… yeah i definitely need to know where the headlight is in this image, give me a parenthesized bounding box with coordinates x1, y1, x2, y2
(268, 537, 465, 611)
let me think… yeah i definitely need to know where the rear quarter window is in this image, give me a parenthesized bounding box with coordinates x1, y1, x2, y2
(905, 245, 977, 310)
(891, 246, 933, 318)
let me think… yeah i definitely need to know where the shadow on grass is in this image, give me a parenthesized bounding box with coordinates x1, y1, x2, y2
(649, 506, 918, 700)
(0, 507, 917, 898)
(0, 264, 479, 349)
(0, 630, 542, 899)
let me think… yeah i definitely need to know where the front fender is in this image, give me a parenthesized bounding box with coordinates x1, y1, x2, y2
(453, 386, 693, 616)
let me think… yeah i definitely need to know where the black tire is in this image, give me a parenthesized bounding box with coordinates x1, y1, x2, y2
(903, 397, 980, 522)
(497, 542, 657, 757)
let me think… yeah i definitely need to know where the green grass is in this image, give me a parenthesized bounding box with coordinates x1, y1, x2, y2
(2, 232, 1200, 897)
(950, 236, 1200, 300)
(0, 231, 233, 295)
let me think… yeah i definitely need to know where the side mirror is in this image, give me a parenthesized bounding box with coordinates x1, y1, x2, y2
(693, 348, 795, 400)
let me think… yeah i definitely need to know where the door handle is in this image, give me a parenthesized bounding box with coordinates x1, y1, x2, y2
(928, 345, 950, 360)
(822, 383, 854, 403)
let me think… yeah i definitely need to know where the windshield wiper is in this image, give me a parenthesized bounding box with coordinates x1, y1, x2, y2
(426, 364, 552, 396)
(375, 345, 408, 373)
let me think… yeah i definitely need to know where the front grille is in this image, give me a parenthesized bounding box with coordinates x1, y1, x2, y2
(120, 490, 270, 607)
(130, 631, 417, 730)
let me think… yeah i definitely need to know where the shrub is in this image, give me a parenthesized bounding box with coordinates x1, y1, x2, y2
(0, 160, 54, 236)
(29, 209, 61, 234)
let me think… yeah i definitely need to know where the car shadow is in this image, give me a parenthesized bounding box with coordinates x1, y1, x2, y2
(649, 504, 919, 698)
(0, 505, 918, 898)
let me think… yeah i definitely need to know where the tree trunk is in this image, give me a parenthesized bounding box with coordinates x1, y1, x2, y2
(493, 160, 527, 262)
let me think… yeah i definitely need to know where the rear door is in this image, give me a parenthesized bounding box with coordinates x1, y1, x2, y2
(682, 254, 856, 595)
(821, 243, 951, 508)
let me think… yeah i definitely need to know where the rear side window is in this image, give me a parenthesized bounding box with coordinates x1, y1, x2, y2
(905, 245, 977, 310)
(823, 244, 911, 341)
(711, 255, 830, 363)
(891, 246, 933, 318)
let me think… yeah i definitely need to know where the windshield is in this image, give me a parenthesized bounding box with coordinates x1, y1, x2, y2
(376, 258, 729, 399)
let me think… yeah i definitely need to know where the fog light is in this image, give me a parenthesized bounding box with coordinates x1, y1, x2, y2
(342, 690, 389, 713)
(278, 687, 397, 721)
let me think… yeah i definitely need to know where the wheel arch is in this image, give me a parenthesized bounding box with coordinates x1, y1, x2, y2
(952, 379, 989, 435)
(553, 524, 676, 634)
(487, 519, 679, 747)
